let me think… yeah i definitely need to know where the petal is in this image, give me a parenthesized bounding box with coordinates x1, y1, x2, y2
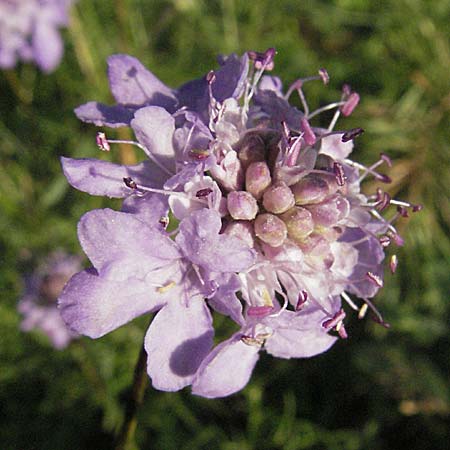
(192, 333, 260, 398)
(74, 102, 134, 127)
(131, 106, 176, 173)
(77, 208, 181, 279)
(58, 269, 165, 338)
(121, 193, 169, 227)
(61, 157, 167, 198)
(107, 54, 177, 110)
(32, 22, 62, 73)
(176, 209, 256, 273)
(265, 310, 337, 359)
(145, 297, 214, 391)
(319, 133, 354, 160)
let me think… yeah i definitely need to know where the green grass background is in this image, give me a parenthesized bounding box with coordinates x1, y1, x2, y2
(0, 0, 449, 448)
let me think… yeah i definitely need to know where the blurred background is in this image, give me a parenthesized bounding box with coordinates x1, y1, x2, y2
(0, 0, 449, 449)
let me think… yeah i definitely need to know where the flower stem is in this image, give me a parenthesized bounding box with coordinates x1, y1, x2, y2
(114, 340, 148, 450)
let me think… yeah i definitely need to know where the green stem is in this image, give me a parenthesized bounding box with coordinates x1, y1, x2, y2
(114, 339, 148, 450)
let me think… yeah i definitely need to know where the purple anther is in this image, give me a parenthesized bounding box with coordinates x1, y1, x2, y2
(376, 190, 391, 211)
(333, 162, 346, 186)
(206, 70, 216, 84)
(376, 173, 392, 184)
(247, 305, 274, 317)
(295, 290, 308, 311)
(318, 68, 330, 85)
(366, 271, 383, 288)
(96, 132, 110, 152)
(300, 118, 316, 146)
(340, 92, 360, 116)
(263, 47, 277, 70)
(371, 315, 391, 329)
(387, 231, 404, 247)
(195, 188, 213, 198)
(380, 153, 392, 167)
(397, 206, 409, 218)
(248, 48, 276, 70)
(159, 216, 169, 229)
(389, 254, 398, 274)
(123, 177, 137, 189)
(322, 308, 346, 330)
(341, 128, 364, 142)
(412, 204, 423, 212)
(379, 235, 391, 247)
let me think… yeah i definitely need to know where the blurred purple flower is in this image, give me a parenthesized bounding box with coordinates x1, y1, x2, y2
(18, 251, 81, 349)
(60, 49, 420, 397)
(0, 0, 74, 72)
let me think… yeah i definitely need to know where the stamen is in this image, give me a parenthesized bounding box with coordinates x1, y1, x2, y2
(123, 177, 138, 190)
(322, 308, 346, 330)
(241, 335, 264, 347)
(157, 281, 176, 294)
(96, 132, 110, 151)
(307, 101, 344, 120)
(341, 128, 364, 142)
(296, 290, 308, 311)
(361, 297, 389, 328)
(336, 321, 348, 339)
(189, 149, 210, 161)
(340, 92, 360, 116)
(380, 153, 392, 167)
(318, 68, 330, 85)
(358, 303, 368, 319)
(333, 162, 346, 186)
(195, 188, 213, 198)
(379, 235, 391, 247)
(390, 254, 398, 274)
(300, 118, 316, 146)
(366, 271, 384, 288)
(387, 230, 404, 246)
(341, 291, 359, 311)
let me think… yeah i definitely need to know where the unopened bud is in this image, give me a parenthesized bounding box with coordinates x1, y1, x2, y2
(262, 182, 295, 214)
(245, 161, 272, 199)
(223, 221, 255, 248)
(306, 194, 350, 228)
(291, 174, 336, 205)
(279, 206, 314, 242)
(254, 213, 287, 247)
(227, 191, 258, 220)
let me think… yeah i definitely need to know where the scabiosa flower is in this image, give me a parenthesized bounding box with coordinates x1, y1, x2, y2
(0, 0, 74, 72)
(18, 251, 81, 349)
(60, 49, 421, 397)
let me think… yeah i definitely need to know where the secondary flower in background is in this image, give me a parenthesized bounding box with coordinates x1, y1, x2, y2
(0, 0, 74, 72)
(18, 251, 81, 349)
(60, 48, 421, 397)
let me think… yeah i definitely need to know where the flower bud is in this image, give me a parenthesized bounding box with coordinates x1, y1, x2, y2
(306, 194, 350, 228)
(227, 191, 258, 220)
(245, 161, 272, 199)
(254, 213, 287, 247)
(279, 206, 314, 242)
(262, 182, 295, 214)
(291, 174, 336, 205)
(223, 220, 255, 248)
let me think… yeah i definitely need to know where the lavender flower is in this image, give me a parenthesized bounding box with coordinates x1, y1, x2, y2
(18, 251, 81, 349)
(60, 49, 420, 397)
(0, 0, 74, 72)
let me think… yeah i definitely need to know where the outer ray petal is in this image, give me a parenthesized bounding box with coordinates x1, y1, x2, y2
(192, 333, 260, 398)
(58, 269, 165, 338)
(145, 297, 214, 391)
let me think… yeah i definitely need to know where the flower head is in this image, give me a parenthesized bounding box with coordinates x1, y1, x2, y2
(0, 0, 74, 72)
(60, 49, 421, 397)
(18, 251, 81, 349)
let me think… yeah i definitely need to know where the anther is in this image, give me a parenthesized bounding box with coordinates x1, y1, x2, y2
(397, 206, 409, 218)
(341, 128, 364, 142)
(322, 308, 346, 330)
(189, 149, 210, 161)
(247, 306, 274, 317)
(300, 118, 316, 146)
(390, 255, 398, 274)
(206, 70, 216, 84)
(379, 235, 391, 247)
(340, 92, 360, 116)
(412, 204, 423, 212)
(366, 271, 383, 288)
(358, 303, 369, 319)
(387, 230, 404, 246)
(96, 132, 110, 151)
(333, 162, 346, 186)
(241, 335, 264, 347)
(296, 290, 308, 311)
(318, 68, 329, 84)
(380, 153, 392, 167)
(123, 177, 138, 190)
(196, 188, 213, 198)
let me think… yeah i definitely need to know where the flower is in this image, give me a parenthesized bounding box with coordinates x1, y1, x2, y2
(60, 49, 420, 397)
(0, 0, 74, 72)
(18, 251, 81, 349)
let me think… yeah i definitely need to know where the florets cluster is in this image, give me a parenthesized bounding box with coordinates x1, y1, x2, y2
(0, 0, 74, 72)
(18, 251, 81, 349)
(59, 49, 420, 397)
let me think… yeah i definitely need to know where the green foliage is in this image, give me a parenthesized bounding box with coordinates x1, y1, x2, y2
(1, 0, 448, 448)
